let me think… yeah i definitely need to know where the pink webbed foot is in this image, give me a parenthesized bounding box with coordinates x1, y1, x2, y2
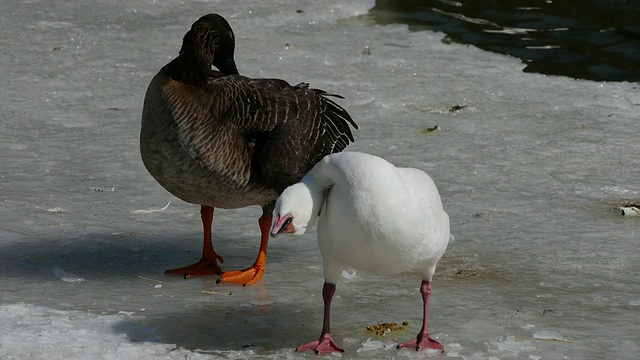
(397, 280, 444, 352)
(397, 335, 444, 352)
(296, 333, 344, 354)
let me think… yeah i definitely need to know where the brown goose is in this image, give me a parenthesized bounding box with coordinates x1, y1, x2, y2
(140, 14, 357, 286)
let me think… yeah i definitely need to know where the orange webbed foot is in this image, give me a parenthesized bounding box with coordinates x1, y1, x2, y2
(216, 212, 270, 286)
(216, 263, 265, 286)
(164, 253, 224, 278)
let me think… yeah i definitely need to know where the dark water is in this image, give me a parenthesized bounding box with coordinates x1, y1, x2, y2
(368, 0, 640, 82)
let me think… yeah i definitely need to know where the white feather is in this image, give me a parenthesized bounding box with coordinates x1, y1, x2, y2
(273, 152, 451, 284)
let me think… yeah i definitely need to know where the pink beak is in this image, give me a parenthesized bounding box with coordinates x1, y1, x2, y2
(271, 213, 295, 237)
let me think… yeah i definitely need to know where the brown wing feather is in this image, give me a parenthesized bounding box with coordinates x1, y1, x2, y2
(162, 78, 254, 189)
(162, 73, 356, 191)
(257, 86, 358, 189)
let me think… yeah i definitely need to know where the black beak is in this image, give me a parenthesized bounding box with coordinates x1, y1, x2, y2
(280, 217, 293, 233)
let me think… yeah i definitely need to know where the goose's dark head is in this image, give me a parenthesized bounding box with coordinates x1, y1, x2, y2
(180, 13, 239, 76)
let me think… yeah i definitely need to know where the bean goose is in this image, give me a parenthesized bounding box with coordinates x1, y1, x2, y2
(140, 14, 357, 286)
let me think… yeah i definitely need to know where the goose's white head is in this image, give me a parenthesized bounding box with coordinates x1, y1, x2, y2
(271, 183, 316, 237)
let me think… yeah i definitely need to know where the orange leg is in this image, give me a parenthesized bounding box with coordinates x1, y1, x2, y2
(217, 213, 271, 286)
(165, 205, 224, 278)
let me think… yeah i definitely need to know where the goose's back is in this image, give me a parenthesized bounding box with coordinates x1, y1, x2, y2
(316, 153, 449, 279)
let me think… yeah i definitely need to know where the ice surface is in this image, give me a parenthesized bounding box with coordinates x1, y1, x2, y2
(52, 266, 85, 283)
(1, 0, 639, 359)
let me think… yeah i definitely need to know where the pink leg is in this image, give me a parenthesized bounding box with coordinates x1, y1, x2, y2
(296, 282, 345, 354)
(397, 280, 444, 352)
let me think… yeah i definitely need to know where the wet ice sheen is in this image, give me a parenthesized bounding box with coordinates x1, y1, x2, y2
(1, 0, 638, 359)
(52, 267, 85, 283)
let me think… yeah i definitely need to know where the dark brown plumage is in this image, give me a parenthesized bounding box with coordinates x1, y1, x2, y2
(140, 13, 357, 285)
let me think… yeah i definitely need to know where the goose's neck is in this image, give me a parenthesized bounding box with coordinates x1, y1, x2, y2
(300, 159, 338, 217)
(165, 55, 210, 87)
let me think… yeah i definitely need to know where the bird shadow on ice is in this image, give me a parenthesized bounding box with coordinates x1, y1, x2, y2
(0, 230, 297, 282)
(111, 297, 314, 353)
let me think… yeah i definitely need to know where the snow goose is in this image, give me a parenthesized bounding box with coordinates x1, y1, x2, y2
(271, 152, 451, 353)
(140, 14, 357, 286)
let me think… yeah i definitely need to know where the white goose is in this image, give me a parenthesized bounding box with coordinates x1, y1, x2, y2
(271, 151, 452, 354)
